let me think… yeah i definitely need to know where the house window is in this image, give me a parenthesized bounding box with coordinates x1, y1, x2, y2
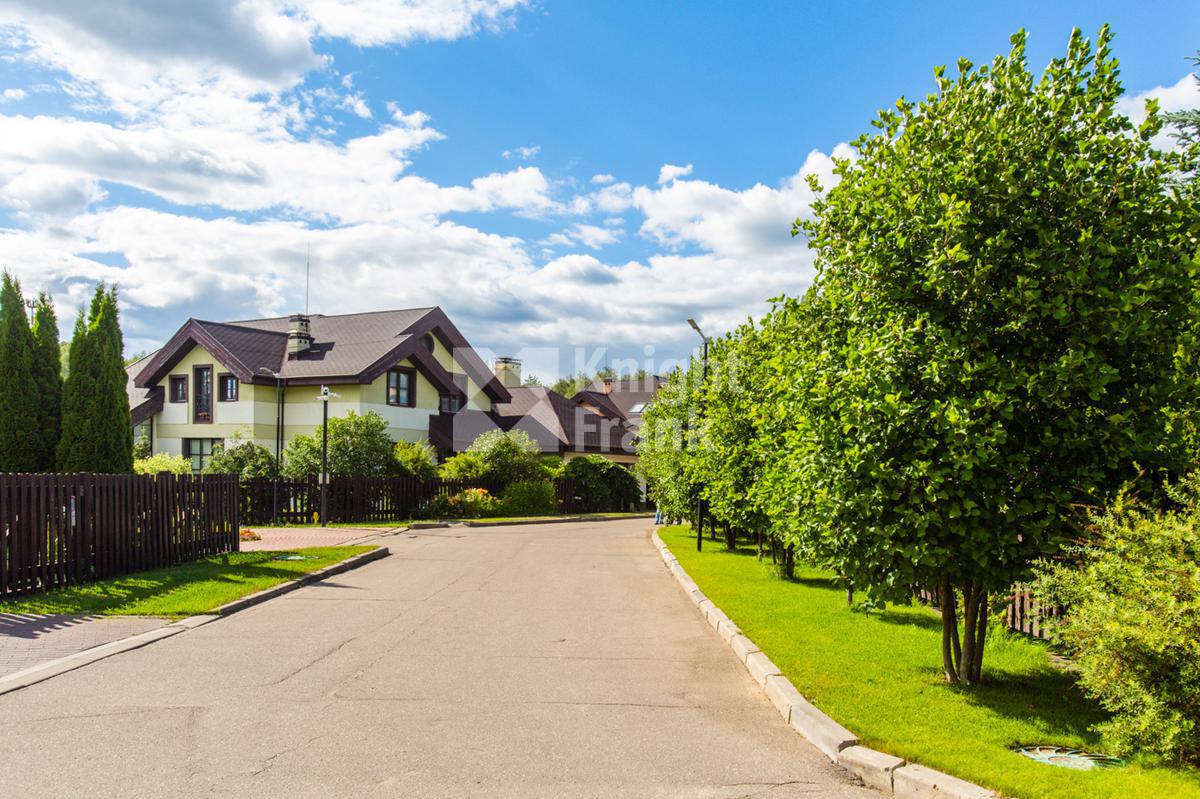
(169, 375, 188, 403)
(183, 438, 222, 472)
(439, 393, 462, 413)
(421, 333, 435, 353)
(218, 374, 239, 402)
(194, 366, 213, 423)
(387, 366, 415, 407)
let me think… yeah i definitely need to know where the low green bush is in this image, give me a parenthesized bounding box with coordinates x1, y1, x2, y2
(133, 452, 191, 475)
(424, 487, 499, 519)
(204, 437, 274, 479)
(1035, 476, 1200, 765)
(500, 479, 556, 516)
(394, 439, 437, 479)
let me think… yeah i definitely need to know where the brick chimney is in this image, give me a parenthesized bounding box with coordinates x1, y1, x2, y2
(288, 313, 312, 356)
(601, 377, 615, 394)
(494, 357, 522, 388)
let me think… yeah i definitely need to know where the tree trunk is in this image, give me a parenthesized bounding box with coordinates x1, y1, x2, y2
(780, 545, 795, 580)
(969, 589, 988, 684)
(757, 529, 763, 560)
(723, 525, 736, 550)
(939, 575, 959, 683)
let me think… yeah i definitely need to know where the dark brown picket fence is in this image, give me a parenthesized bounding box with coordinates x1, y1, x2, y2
(0, 472, 239, 599)
(240, 476, 596, 525)
(918, 584, 1061, 641)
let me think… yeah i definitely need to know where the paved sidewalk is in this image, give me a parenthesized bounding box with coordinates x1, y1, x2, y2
(240, 524, 406, 551)
(0, 613, 166, 678)
(0, 519, 873, 798)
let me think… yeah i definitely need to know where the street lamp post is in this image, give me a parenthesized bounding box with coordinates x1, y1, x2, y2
(258, 368, 283, 525)
(687, 318, 709, 552)
(318, 385, 339, 526)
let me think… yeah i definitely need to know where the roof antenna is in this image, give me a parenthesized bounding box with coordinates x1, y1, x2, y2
(305, 242, 311, 315)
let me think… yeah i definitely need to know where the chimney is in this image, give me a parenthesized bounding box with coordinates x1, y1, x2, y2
(288, 313, 312, 356)
(601, 377, 615, 394)
(494, 356, 522, 388)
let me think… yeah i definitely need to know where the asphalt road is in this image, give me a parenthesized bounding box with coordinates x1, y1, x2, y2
(0, 519, 874, 798)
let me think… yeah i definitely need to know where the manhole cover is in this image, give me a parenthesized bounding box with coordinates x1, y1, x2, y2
(1014, 746, 1123, 770)
(272, 554, 318, 561)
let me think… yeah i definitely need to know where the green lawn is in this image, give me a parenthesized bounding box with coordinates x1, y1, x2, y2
(0, 546, 375, 618)
(657, 525, 1200, 799)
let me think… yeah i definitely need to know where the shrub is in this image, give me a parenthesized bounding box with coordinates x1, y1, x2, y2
(438, 450, 487, 481)
(1034, 477, 1200, 764)
(500, 479, 556, 516)
(133, 452, 191, 475)
(425, 487, 499, 519)
(394, 439, 437, 480)
(282, 411, 395, 479)
(204, 436, 275, 479)
(562, 455, 642, 513)
(465, 429, 543, 488)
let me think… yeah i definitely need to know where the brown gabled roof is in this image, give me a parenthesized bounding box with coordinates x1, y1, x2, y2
(126, 353, 163, 426)
(132, 307, 511, 404)
(493, 385, 635, 456)
(584, 375, 666, 429)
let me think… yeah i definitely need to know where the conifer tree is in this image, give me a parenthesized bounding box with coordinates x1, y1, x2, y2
(89, 286, 132, 473)
(0, 272, 40, 472)
(56, 306, 93, 472)
(31, 292, 62, 471)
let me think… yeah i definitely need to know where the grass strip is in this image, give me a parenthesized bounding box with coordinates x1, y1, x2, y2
(657, 524, 1200, 799)
(0, 546, 376, 618)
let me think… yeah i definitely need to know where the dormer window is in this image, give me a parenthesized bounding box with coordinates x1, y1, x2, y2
(387, 366, 415, 407)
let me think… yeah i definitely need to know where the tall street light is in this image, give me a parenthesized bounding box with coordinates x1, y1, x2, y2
(687, 318, 708, 553)
(318, 385, 339, 526)
(258, 368, 283, 525)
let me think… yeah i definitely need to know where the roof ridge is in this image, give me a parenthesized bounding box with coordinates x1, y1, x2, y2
(223, 306, 438, 324)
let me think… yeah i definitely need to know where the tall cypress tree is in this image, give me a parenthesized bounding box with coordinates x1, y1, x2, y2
(57, 303, 97, 472)
(0, 273, 40, 472)
(31, 292, 62, 472)
(89, 286, 133, 473)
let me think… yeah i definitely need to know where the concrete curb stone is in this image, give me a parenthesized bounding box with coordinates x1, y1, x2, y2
(839, 747, 905, 794)
(893, 764, 998, 799)
(648, 525, 1003, 799)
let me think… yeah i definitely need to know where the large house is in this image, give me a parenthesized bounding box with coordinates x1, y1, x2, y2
(127, 307, 662, 472)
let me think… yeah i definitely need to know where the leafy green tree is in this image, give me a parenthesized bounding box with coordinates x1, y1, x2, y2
(788, 28, 1200, 684)
(204, 436, 275, 480)
(393, 438, 437, 479)
(31, 292, 62, 471)
(637, 365, 699, 523)
(1164, 50, 1199, 178)
(57, 284, 134, 473)
(464, 429, 543, 488)
(562, 454, 641, 512)
(0, 273, 40, 472)
(281, 410, 396, 479)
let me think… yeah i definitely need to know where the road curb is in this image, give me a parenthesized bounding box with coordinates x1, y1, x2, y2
(213, 546, 390, 615)
(0, 546, 390, 698)
(648, 528, 1001, 799)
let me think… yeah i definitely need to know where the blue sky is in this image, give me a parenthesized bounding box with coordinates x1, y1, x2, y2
(0, 2, 1196, 380)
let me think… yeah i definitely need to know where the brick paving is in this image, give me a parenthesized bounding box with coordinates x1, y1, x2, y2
(239, 524, 406, 551)
(0, 613, 167, 678)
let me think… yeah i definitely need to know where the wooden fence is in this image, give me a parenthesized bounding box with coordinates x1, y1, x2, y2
(918, 584, 1061, 641)
(240, 476, 598, 525)
(0, 472, 239, 600)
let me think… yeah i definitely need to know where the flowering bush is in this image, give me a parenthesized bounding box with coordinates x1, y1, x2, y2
(424, 487, 500, 519)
